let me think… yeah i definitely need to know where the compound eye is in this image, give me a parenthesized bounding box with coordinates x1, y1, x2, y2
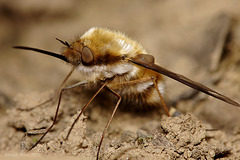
(81, 46, 94, 65)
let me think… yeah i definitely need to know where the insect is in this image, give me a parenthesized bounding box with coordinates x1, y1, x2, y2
(14, 27, 240, 159)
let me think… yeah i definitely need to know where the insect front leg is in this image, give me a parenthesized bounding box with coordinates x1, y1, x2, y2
(18, 68, 75, 111)
(28, 80, 88, 151)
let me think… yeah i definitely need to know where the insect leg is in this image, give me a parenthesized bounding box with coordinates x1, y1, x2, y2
(29, 80, 87, 150)
(151, 77, 170, 117)
(111, 77, 170, 116)
(111, 77, 153, 87)
(96, 86, 121, 160)
(18, 68, 75, 111)
(65, 82, 107, 140)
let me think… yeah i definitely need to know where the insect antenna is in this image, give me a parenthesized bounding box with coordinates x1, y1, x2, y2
(56, 38, 70, 48)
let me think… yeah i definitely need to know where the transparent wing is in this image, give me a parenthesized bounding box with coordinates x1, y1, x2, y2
(128, 54, 240, 107)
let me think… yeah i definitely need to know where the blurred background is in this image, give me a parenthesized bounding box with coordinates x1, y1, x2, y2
(0, 0, 240, 130)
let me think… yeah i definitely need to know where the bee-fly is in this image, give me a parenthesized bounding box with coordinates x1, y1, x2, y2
(13, 27, 240, 159)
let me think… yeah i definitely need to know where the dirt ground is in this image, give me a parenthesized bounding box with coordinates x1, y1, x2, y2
(1, 0, 240, 160)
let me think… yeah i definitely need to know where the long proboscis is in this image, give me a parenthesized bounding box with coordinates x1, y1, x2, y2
(13, 46, 69, 63)
(129, 58, 240, 107)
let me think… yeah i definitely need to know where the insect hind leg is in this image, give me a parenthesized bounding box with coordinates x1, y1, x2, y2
(151, 77, 170, 117)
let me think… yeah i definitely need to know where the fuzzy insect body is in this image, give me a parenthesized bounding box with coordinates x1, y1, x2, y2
(62, 27, 165, 108)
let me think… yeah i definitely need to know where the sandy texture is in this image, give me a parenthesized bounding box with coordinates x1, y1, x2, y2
(1, 91, 239, 159)
(1, 0, 240, 160)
